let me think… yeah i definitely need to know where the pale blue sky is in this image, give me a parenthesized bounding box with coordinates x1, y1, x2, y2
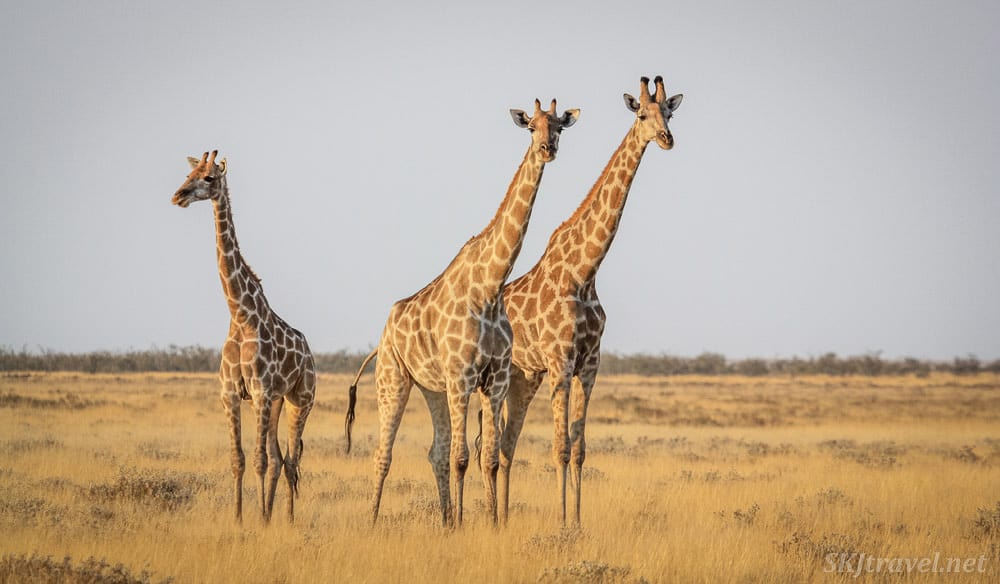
(1, 1, 998, 359)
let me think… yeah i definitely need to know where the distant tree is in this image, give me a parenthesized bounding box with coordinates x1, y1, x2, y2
(899, 357, 932, 378)
(816, 352, 843, 375)
(951, 354, 981, 375)
(854, 351, 885, 376)
(1, 345, 994, 377)
(691, 352, 726, 375)
(732, 358, 770, 376)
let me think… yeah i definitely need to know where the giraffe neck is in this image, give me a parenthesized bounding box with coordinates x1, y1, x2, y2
(212, 180, 268, 324)
(548, 124, 647, 284)
(464, 146, 546, 293)
(438, 148, 545, 304)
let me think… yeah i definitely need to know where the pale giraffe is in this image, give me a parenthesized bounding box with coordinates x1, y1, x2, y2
(172, 150, 316, 523)
(346, 100, 580, 527)
(496, 76, 682, 526)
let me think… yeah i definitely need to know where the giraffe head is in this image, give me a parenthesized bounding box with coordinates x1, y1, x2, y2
(509, 99, 580, 162)
(172, 150, 228, 208)
(623, 76, 683, 150)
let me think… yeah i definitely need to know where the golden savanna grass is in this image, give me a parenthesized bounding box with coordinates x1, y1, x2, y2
(1, 372, 999, 583)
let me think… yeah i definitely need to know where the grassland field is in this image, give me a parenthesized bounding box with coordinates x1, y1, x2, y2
(1, 371, 998, 583)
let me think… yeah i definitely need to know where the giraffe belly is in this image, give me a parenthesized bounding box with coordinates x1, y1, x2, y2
(511, 340, 547, 375)
(410, 359, 448, 393)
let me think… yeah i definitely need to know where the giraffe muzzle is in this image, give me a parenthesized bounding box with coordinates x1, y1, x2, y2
(171, 193, 191, 207)
(655, 131, 674, 150)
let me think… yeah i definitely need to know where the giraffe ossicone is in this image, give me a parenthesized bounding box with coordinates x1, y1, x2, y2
(172, 150, 316, 524)
(346, 99, 579, 528)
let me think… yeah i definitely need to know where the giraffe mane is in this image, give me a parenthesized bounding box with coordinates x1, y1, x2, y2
(399, 138, 541, 303)
(217, 177, 263, 287)
(244, 259, 263, 285)
(233, 236, 263, 286)
(545, 124, 637, 247)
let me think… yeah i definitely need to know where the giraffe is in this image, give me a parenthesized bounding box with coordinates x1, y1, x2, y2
(497, 76, 682, 526)
(346, 99, 580, 528)
(172, 150, 316, 523)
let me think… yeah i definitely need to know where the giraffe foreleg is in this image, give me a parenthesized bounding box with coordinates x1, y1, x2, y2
(220, 382, 244, 523)
(419, 386, 453, 528)
(249, 387, 273, 523)
(477, 387, 504, 527)
(498, 367, 543, 526)
(263, 396, 285, 523)
(447, 387, 471, 528)
(569, 372, 596, 526)
(549, 371, 573, 526)
(479, 355, 511, 527)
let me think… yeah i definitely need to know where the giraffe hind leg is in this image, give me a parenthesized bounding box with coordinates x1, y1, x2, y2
(283, 368, 315, 522)
(371, 351, 412, 526)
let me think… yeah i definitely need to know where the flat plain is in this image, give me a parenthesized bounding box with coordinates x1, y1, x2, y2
(1, 371, 998, 583)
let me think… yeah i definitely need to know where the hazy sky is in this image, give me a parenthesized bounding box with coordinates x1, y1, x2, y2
(1, 1, 998, 360)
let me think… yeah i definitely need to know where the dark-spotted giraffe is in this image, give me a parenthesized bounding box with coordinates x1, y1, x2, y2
(172, 150, 316, 524)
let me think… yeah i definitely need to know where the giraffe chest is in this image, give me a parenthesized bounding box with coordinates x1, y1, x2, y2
(506, 280, 606, 374)
(226, 318, 310, 394)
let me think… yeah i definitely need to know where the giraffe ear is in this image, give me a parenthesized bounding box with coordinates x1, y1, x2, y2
(218, 158, 227, 175)
(510, 109, 531, 129)
(187, 156, 201, 169)
(623, 93, 641, 113)
(665, 94, 683, 112)
(559, 109, 580, 128)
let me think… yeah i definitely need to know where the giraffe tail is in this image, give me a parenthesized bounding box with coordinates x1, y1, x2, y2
(474, 405, 506, 473)
(474, 409, 483, 472)
(285, 438, 304, 497)
(346, 347, 378, 454)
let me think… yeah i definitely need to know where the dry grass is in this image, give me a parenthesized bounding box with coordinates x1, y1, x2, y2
(1, 371, 998, 583)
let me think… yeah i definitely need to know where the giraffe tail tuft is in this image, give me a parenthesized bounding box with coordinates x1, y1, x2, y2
(473, 409, 483, 470)
(345, 384, 357, 453)
(294, 439, 303, 497)
(473, 406, 506, 472)
(284, 438, 303, 497)
(345, 347, 378, 454)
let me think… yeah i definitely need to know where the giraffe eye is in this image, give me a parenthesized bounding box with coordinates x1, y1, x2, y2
(204, 175, 215, 183)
